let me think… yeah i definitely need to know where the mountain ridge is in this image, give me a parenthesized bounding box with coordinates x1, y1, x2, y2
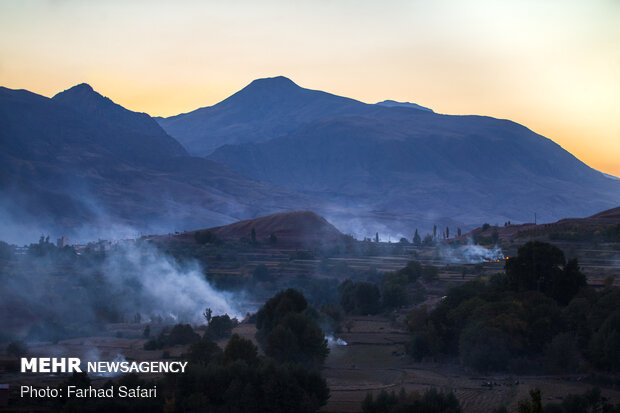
(0, 84, 315, 243)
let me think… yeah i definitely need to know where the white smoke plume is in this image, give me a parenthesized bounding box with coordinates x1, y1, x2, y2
(101, 242, 243, 322)
(439, 238, 504, 264)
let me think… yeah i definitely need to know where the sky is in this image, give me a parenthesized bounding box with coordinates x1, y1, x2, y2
(1, 0, 619, 176)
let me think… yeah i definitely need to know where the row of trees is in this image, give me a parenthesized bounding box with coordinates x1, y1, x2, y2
(362, 388, 461, 413)
(339, 261, 437, 315)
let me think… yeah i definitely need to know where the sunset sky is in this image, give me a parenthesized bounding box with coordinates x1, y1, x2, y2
(1, 0, 619, 176)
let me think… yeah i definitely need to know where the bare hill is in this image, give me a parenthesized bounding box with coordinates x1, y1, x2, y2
(189, 211, 346, 246)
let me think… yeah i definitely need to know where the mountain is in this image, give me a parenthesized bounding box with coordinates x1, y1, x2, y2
(376, 99, 433, 112)
(156, 76, 373, 156)
(4, 77, 618, 242)
(52, 84, 188, 164)
(200, 83, 620, 234)
(0, 84, 312, 243)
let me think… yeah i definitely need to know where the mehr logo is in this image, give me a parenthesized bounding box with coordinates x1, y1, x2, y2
(21, 357, 188, 374)
(21, 358, 82, 373)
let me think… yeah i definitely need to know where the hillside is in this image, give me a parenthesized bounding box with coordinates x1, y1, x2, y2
(208, 106, 620, 233)
(465, 205, 620, 242)
(180, 211, 346, 247)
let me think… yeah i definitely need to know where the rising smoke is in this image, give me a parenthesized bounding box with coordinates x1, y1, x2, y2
(0, 238, 245, 343)
(439, 238, 505, 264)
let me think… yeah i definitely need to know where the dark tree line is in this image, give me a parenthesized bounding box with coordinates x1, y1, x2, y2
(405, 241, 619, 374)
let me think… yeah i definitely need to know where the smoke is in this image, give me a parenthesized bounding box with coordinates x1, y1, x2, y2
(326, 335, 348, 347)
(101, 242, 242, 322)
(0, 238, 245, 343)
(439, 239, 504, 264)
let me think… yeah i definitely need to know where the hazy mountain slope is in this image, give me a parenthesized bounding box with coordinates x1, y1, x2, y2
(0, 85, 312, 243)
(156, 76, 374, 156)
(209, 106, 620, 233)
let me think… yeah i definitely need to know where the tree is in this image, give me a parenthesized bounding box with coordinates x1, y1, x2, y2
(265, 313, 329, 368)
(340, 281, 381, 315)
(413, 229, 421, 245)
(375, 232, 379, 243)
(433, 225, 437, 240)
(203, 307, 213, 325)
(223, 334, 259, 366)
(256, 289, 308, 338)
(251, 227, 257, 243)
(205, 314, 234, 340)
(167, 323, 200, 345)
(457, 227, 462, 237)
(256, 290, 328, 369)
(446, 227, 450, 239)
(382, 282, 409, 309)
(505, 241, 586, 305)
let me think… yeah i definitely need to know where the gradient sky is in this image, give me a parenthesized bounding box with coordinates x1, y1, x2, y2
(1, 0, 619, 176)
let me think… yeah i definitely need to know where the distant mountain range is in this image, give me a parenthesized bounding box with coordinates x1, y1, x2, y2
(1, 76, 618, 242)
(158, 76, 620, 236)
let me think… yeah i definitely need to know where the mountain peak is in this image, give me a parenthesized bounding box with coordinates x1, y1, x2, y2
(249, 76, 298, 87)
(52, 82, 110, 109)
(240, 76, 301, 95)
(71, 82, 94, 92)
